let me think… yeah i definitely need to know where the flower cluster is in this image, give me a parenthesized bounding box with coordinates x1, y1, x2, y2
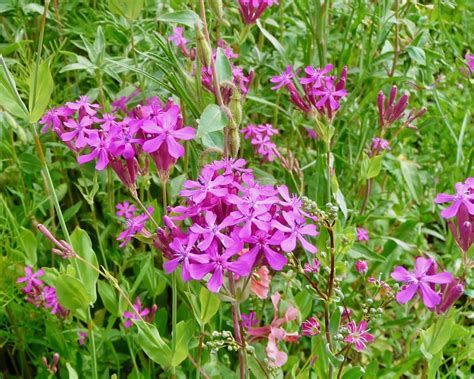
(270, 64, 347, 119)
(123, 297, 157, 328)
(154, 158, 318, 293)
(435, 177, 474, 252)
(41, 95, 195, 186)
(238, 0, 279, 25)
(17, 266, 68, 318)
(247, 292, 299, 367)
(241, 123, 280, 162)
(377, 85, 426, 130)
(391, 256, 463, 313)
(116, 202, 154, 248)
(465, 53, 474, 75)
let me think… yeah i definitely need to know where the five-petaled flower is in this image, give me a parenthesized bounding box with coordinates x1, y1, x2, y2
(344, 320, 374, 352)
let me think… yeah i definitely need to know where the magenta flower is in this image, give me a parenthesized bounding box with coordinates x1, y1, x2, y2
(244, 230, 287, 271)
(355, 260, 368, 274)
(370, 138, 390, 156)
(61, 116, 95, 148)
(109, 123, 141, 159)
(435, 278, 464, 314)
(465, 53, 474, 74)
(66, 95, 100, 116)
(270, 66, 296, 90)
(77, 132, 110, 170)
(303, 259, 321, 273)
(306, 128, 318, 139)
(116, 201, 137, 219)
(300, 64, 333, 87)
(78, 331, 88, 346)
(189, 243, 253, 293)
(272, 211, 318, 253)
(301, 317, 320, 336)
(117, 208, 153, 248)
(123, 297, 157, 328)
(356, 227, 369, 242)
(391, 257, 454, 308)
(164, 234, 207, 282)
(435, 178, 474, 219)
(241, 311, 258, 329)
(40, 106, 74, 134)
(344, 320, 374, 352)
(169, 27, 187, 48)
(141, 105, 195, 158)
(190, 211, 234, 250)
(313, 80, 347, 111)
(180, 167, 232, 204)
(238, 0, 279, 25)
(17, 266, 44, 293)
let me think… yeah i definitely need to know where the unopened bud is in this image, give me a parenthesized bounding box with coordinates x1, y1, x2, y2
(210, 0, 224, 20)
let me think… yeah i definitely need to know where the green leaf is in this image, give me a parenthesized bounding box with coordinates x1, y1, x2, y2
(422, 316, 454, 356)
(202, 130, 224, 150)
(66, 363, 79, 379)
(157, 10, 200, 28)
(28, 59, 53, 123)
(342, 367, 365, 379)
(199, 287, 220, 324)
(108, 0, 143, 20)
(0, 55, 28, 119)
(331, 174, 348, 219)
(136, 321, 172, 368)
(256, 20, 288, 63)
(407, 46, 426, 65)
(18, 152, 42, 174)
(197, 104, 228, 139)
(71, 228, 99, 304)
(98, 280, 119, 316)
(350, 244, 386, 262)
(54, 274, 90, 311)
(171, 320, 194, 367)
(366, 154, 383, 179)
(400, 159, 421, 204)
(215, 48, 233, 83)
(19, 227, 37, 266)
(295, 291, 313, 320)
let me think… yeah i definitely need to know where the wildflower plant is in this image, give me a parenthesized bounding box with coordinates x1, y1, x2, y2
(0, 0, 472, 378)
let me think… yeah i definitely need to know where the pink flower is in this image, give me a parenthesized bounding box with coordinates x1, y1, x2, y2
(141, 105, 195, 158)
(117, 207, 153, 248)
(344, 320, 374, 352)
(238, 0, 279, 24)
(251, 266, 271, 299)
(465, 53, 474, 74)
(301, 317, 320, 336)
(435, 178, 474, 219)
(241, 311, 258, 328)
(306, 128, 318, 139)
(270, 66, 296, 90)
(391, 257, 453, 308)
(169, 27, 187, 48)
(66, 95, 100, 116)
(123, 297, 157, 328)
(355, 260, 368, 274)
(247, 292, 299, 368)
(116, 201, 137, 219)
(300, 64, 333, 87)
(356, 227, 369, 241)
(17, 266, 44, 293)
(370, 138, 390, 156)
(303, 259, 321, 273)
(77, 132, 110, 170)
(272, 211, 319, 253)
(61, 116, 96, 149)
(78, 331, 88, 346)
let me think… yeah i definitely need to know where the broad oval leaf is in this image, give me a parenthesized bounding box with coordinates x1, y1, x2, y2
(54, 274, 91, 311)
(197, 104, 228, 139)
(136, 321, 172, 368)
(28, 59, 53, 123)
(199, 287, 220, 324)
(71, 228, 99, 304)
(157, 10, 200, 28)
(171, 320, 194, 367)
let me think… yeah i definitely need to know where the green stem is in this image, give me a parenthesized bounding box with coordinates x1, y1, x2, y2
(171, 271, 178, 376)
(87, 310, 99, 379)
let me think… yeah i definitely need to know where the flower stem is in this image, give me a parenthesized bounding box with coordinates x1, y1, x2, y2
(87, 309, 99, 379)
(229, 275, 247, 379)
(171, 270, 178, 377)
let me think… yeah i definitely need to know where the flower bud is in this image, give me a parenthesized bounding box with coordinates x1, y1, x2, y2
(210, 0, 224, 20)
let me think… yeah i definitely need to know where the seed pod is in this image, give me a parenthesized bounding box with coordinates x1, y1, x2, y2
(210, 0, 224, 20)
(229, 90, 242, 127)
(195, 22, 212, 67)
